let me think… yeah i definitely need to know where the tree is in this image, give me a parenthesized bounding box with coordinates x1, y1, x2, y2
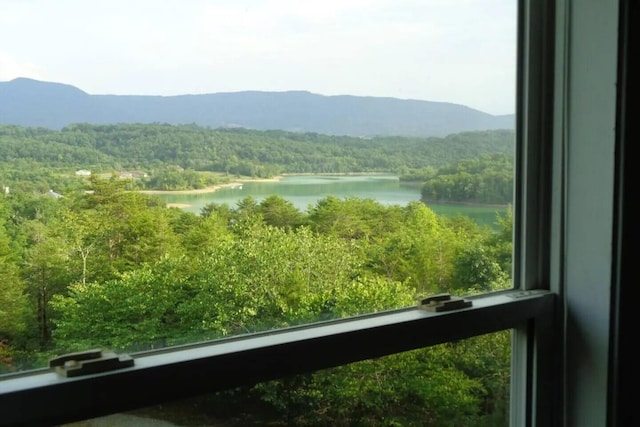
(366, 201, 461, 294)
(451, 242, 507, 292)
(234, 196, 260, 219)
(21, 221, 72, 344)
(74, 177, 183, 278)
(58, 209, 103, 285)
(50, 220, 414, 350)
(0, 226, 28, 339)
(258, 195, 305, 229)
(179, 211, 232, 255)
(307, 196, 387, 240)
(50, 258, 193, 351)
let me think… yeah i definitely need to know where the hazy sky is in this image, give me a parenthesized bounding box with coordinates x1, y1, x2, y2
(0, 0, 517, 115)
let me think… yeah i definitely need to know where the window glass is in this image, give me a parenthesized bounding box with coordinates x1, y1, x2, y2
(0, 0, 516, 373)
(61, 332, 512, 427)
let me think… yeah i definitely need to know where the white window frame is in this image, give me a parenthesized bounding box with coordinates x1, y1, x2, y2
(0, 1, 625, 426)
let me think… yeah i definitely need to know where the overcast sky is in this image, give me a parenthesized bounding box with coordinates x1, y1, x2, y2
(0, 0, 517, 115)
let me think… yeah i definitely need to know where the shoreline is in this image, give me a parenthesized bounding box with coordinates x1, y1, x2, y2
(422, 199, 510, 209)
(138, 176, 284, 195)
(137, 173, 398, 196)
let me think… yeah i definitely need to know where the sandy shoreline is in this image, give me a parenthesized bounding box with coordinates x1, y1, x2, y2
(138, 176, 283, 196)
(136, 173, 394, 196)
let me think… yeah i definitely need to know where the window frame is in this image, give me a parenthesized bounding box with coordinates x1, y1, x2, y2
(0, 290, 554, 426)
(0, 0, 625, 426)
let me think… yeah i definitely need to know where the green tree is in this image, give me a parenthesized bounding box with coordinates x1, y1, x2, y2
(0, 225, 28, 339)
(21, 220, 72, 344)
(58, 208, 103, 285)
(367, 202, 461, 294)
(451, 242, 507, 292)
(50, 257, 194, 351)
(76, 177, 183, 278)
(258, 195, 305, 229)
(308, 196, 398, 240)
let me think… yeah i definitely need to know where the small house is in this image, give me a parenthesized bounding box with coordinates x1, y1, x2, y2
(45, 189, 63, 199)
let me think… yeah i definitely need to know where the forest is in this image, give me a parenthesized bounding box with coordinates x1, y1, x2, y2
(414, 154, 514, 205)
(0, 124, 513, 194)
(0, 124, 515, 426)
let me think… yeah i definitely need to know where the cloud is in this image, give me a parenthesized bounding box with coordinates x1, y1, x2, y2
(0, 0, 517, 114)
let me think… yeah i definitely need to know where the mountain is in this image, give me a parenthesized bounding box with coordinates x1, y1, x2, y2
(0, 78, 514, 137)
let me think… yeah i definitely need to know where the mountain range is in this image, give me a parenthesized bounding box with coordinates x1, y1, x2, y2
(0, 77, 514, 137)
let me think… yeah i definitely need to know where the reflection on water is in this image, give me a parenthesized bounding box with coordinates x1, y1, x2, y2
(155, 175, 506, 227)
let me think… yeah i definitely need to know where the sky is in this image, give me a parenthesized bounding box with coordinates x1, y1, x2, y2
(0, 0, 517, 115)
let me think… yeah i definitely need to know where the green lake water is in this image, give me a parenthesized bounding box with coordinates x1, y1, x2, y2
(155, 175, 507, 228)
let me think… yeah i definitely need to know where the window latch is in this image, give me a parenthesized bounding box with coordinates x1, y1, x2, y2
(49, 348, 134, 377)
(418, 293, 472, 312)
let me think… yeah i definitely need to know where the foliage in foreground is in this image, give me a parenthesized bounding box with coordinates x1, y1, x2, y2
(1, 177, 512, 425)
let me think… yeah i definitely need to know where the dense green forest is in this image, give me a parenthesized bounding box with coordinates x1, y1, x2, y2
(416, 154, 514, 205)
(0, 176, 513, 426)
(0, 124, 515, 425)
(0, 123, 514, 193)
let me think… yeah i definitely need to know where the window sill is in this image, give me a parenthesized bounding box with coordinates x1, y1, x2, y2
(0, 289, 554, 427)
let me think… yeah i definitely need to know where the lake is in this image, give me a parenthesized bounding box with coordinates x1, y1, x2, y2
(154, 175, 507, 228)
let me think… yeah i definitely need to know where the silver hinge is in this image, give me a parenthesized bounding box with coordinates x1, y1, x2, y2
(418, 293, 472, 312)
(49, 349, 134, 377)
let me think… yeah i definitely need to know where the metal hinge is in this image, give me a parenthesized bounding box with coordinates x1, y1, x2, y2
(49, 349, 134, 377)
(418, 293, 472, 312)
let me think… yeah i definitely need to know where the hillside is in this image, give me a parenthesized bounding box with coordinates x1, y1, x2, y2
(0, 78, 514, 137)
(0, 123, 514, 174)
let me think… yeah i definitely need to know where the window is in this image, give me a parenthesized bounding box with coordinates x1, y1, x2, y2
(0, 1, 630, 426)
(0, 0, 518, 363)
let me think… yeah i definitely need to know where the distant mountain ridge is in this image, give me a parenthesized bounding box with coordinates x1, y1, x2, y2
(0, 77, 514, 137)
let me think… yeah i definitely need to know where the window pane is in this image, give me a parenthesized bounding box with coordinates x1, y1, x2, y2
(62, 331, 512, 427)
(0, 0, 516, 374)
